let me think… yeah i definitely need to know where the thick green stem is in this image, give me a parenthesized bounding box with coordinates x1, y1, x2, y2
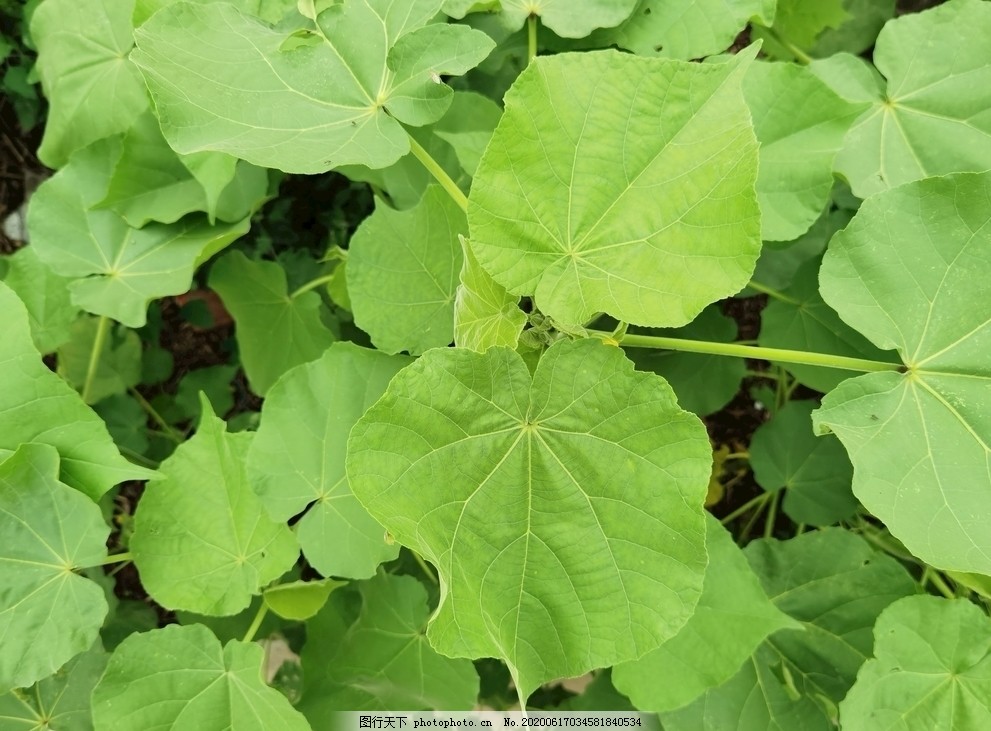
(290, 273, 336, 299)
(755, 23, 813, 64)
(406, 133, 468, 213)
(242, 602, 269, 643)
(595, 330, 903, 374)
(81, 316, 111, 404)
(764, 490, 781, 539)
(747, 279, 801, 306)
(129, 387, 183, 444)
(720, 492, 771, 526)
(410, 550, 438, 585)
(95, 551, 133, 567)
(527, 15, 538, 64)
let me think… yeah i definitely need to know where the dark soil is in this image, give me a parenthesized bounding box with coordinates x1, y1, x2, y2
(0, 95, 45, 254)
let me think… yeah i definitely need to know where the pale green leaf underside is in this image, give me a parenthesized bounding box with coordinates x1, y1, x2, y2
(835, 0, 991, 197)
(131, 399, 299, 615)
(91, 624, 310, 731)
(347, 338, 711, 699)
(348, 186, 465, 355)
(814, 172, 991, 574)
(247, 343, 410, 579)
(0, 283, 152, 499)
(0, 644, 107, 728)
(613, 515, 798, 713)
(468, 49, 761, 328)
(263, 578, 346, 621)
(593, 0, 774, 60)
(300, 573, 479, 717)
(132, 1, 494, 173)
(210, 251, 337, 396)
(31, 0, 148, 168)
(840, 596, 991, 730)
(0, 444, 109, 691)
(454, 239, 527, 352)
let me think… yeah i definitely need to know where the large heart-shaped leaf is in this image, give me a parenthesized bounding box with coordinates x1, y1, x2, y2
(132, 1, 494, 173)
(833, 0, 991, 197)
(247, 343, 411, 579)
(0, 283, 152, 499)
(91, 624, 310, 731)
(0, 444, 110, 690)
(131, 399, 299, 615)
(467, 48, 760, 328)
(813, 172, 991, 574)
(347, 338, 712, 699)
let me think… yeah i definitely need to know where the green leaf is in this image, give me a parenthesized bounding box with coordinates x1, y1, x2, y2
(840, 596, 991, 730)
(454, 239, 527, 352)
(811, 0, 895, 57)
(625, 306, 744, 417)
(0, 283, 153, 499)
(434, 91, 503, 178)
(593, 0, 774, 60)
(348, 186, 465, 355)
(93, 394, 151, 456)
(660, 529, 918, 730)
(132, 1, 494, 173)
(173, 365, 237, 421)
(751, 207, 852, 291)
(809, 52, 885, 105)
(264, 579, 346, 621)
(467, 49, 760, 328)
(91, 624, 311, 731)
(27, 138, 251, 328)
(750, 401, 858, 526)
(813, 172, 991, 574)
(499, 0, 639, 38)
(299, 573, 479, 715)
(0, 247, 79, 354)
(834, 0, 991, 197)
(0, 444, 110, 690)
(754, 0, 848, 59)
(209, 251, 337, 396)
(57, 317, 142, 406)
(0, 644, 107, 728)
(347, 338, 711, 699)
(30, 0, 147, 168)
(758, 257, 898, 393)
(247, 343, 410, 579)
(613, 515, 798, 713)
(131, 398, 299, 615)
(744, 61, 865, 241)
(133, 0, 298, 27)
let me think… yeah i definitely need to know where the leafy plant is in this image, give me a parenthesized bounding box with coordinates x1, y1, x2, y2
(2, 0, 991, 728)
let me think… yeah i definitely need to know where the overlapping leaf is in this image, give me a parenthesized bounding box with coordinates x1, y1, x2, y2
(27, 138, 250, 328)
(454, 240, 527, 352)
(91, 624, 310, 731)
(814, 171, 991, 574)
(753, 0, 848, 60)
(210, 251, 337, 396)
(840, 596, 991, 730)
(57, 317, 142, 405)
(0, 444, 110, 690)
(444, 0, 638, 38)
(347, 338, 712, 699)
(0, 247, 79, 354)
(0, 644, 107, 727)
(299, 573, 479, 717)
(467, 49, 761, 328)
(833, 0, 991, 196)
(131, 399, 299, 615)
(247, 344, 411, 579)
(132, 1, 494, 173)
(348, 186, 464, 355)
(0, 283, 152, 499)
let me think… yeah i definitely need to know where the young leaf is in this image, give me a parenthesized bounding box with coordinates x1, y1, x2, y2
(840, 596, 991, 730)
(612, 515, 799, 713)
(347, 338, 712, 700)
(592, 0, 774, 60)
(91, 624, 311, 731)
(247, 343, 411, 579)
(467, 48, 761, 328)
(348, 186, 465, 355)
(454, 239, 527, 352)
(299, 573, 479, 715)
(131, 398, 299, 615)
(660, 530, 917, 729)
(743, 61, 865, 241)
(750, 400, 859, 526)
(0, 644, 108, 728)
(834, 0, 991, 197)
(210, 251, 337, 396)
(814, 172, 991, 574)
(0, 444, 111, 690)
(30, 0, 148, 168)
(131, 1, 494, 173)
(27, 138, 251, 328)
(0, 246, 80, 354)
(57, 317, 142, 405)
(263, 579, 347, 622)
(0, 282, 153, 499)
